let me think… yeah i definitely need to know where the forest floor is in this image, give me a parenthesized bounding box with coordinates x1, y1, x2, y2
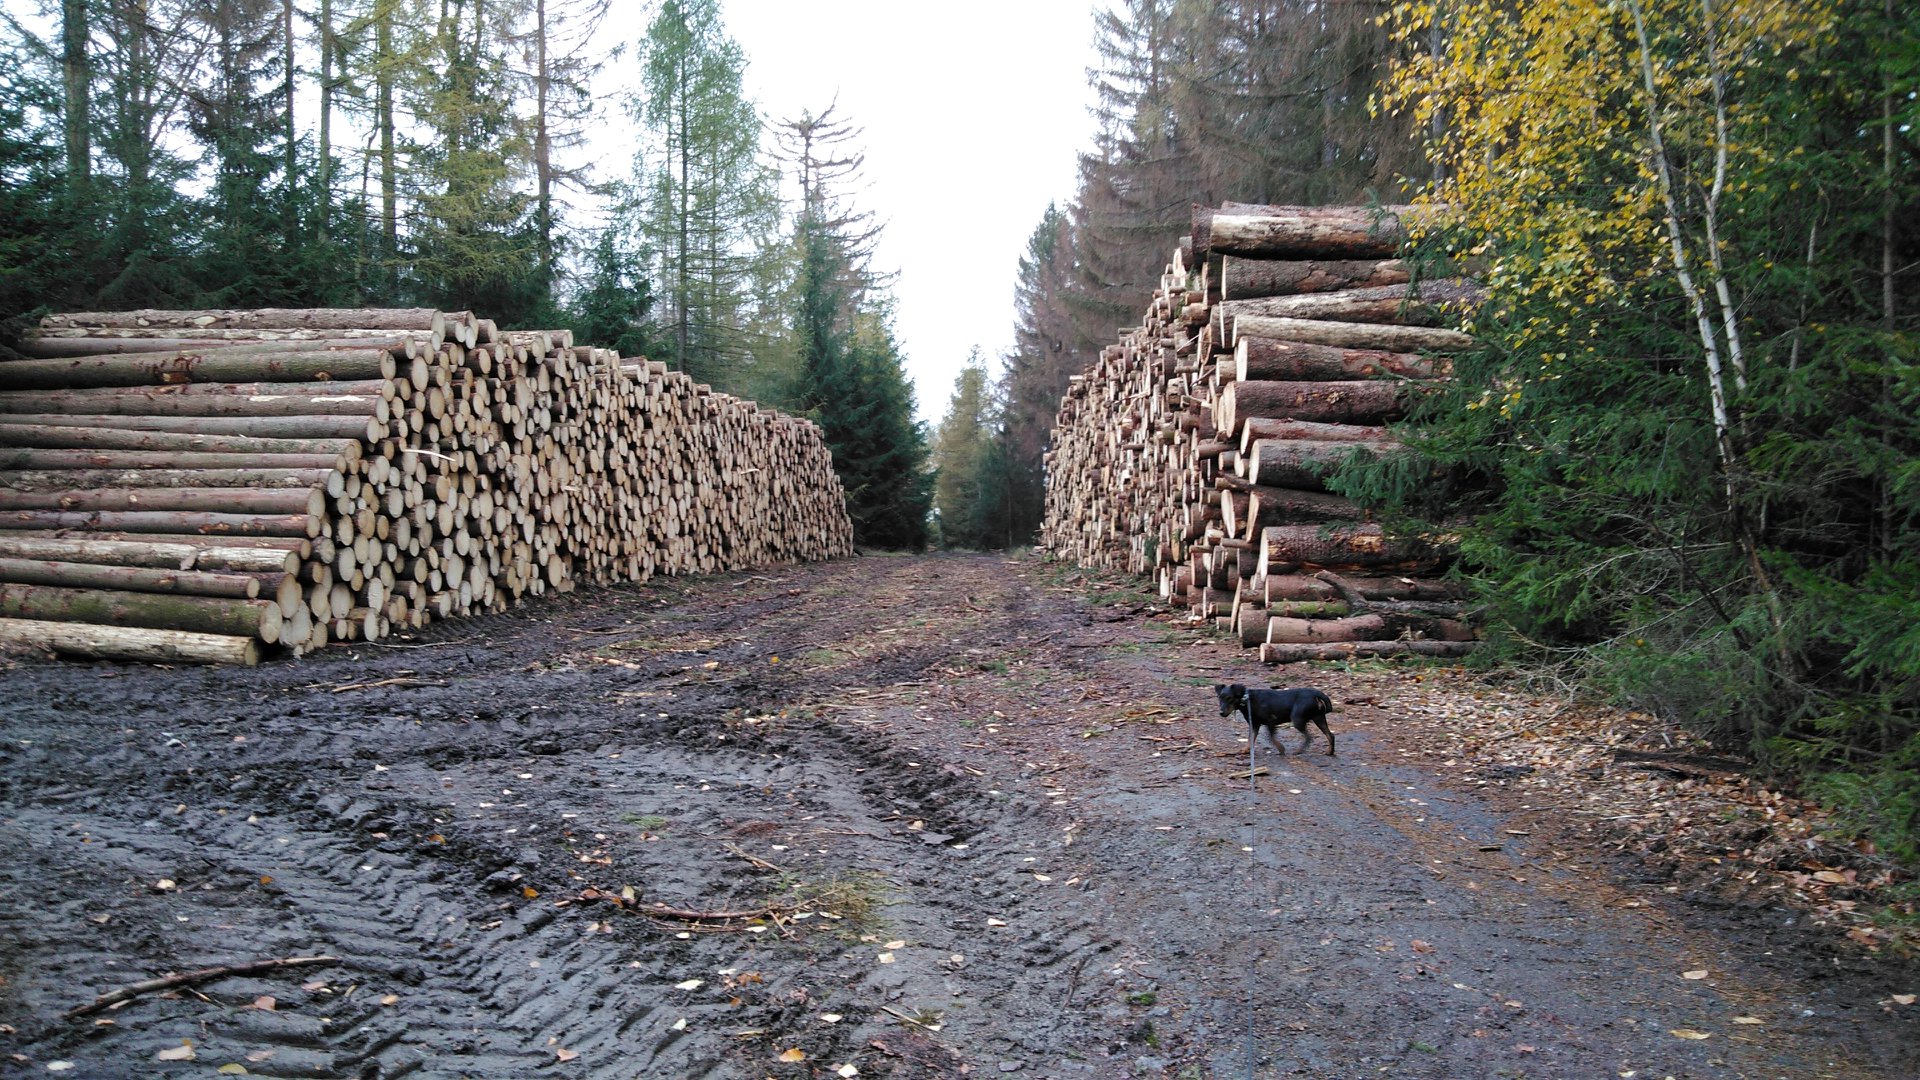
(0, 551, 1914, 1080)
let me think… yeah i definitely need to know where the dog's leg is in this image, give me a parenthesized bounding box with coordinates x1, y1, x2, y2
(1291, 717, 1313, 755)
(1315, 716, 1335, 756)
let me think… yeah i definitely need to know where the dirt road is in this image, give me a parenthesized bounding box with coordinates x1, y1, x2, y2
(1, 553, 1913, 1079)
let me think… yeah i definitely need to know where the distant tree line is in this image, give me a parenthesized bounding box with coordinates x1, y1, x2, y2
(0, 0, 930, 549)
(932, 0, 1418, 547)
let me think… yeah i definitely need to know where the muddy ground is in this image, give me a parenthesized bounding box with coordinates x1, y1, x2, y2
(0, 552, 1914, 1080)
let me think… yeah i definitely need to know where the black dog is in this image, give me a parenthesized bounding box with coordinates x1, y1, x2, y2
(1214, 684, 1336, 756)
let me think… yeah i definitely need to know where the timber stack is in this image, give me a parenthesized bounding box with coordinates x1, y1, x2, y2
(0, 308, 854, 665)
(1042, 203, 1480, 664)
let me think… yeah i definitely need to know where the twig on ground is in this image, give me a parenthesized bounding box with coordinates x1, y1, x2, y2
(64, 956, 340, 1019)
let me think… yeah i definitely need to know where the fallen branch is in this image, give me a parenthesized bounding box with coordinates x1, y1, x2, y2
(721, 842, 785, 873)
(64, 955, 339, 1019)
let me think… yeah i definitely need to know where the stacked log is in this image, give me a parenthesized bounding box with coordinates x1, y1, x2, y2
(0, 309, 854, 664)
(1042, 204, 1478, 664)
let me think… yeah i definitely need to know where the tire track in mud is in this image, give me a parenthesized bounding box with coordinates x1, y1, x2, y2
(0, 555, 1130, 1078)
(4, 553, 1913, 1079)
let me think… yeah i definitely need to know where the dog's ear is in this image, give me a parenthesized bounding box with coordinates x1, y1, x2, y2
(1213, 684, 1227, 695)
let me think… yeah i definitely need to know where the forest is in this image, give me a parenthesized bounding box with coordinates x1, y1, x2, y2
(0, 0, 932, 548)
(0, 1, 1915, 862)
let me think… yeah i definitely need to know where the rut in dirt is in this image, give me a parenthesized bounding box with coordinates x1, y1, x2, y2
(0, 552, 1914, 1080)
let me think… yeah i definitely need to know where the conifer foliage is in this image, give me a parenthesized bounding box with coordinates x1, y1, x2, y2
(1358, 0, 1920, 858)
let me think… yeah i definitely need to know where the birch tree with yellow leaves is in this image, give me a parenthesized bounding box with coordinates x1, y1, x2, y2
(1354, 0, 1919, 856)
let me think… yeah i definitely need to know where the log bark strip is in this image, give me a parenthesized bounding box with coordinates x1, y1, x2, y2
(1260, 640, 1476, 663)
(0, 617, 263, 666)
(0, 535, 299, 573)
(1219, 281, 1483, 328)
(0, 424, 363, 461)
(0, 556, 264, 599)
(0, 449, 351, 472)
(1235, 337, 1444, 383)
(1217, 380, 1408, 435)
(0, 487, 325, 516)
(0, 583, 282, 641)
(0, 413, 379, 440)
(1231, 316, 1475, 353)
(1220, 257, 1410, 300)
(0, 509, 320, 537)
(0, 349, 394, 390)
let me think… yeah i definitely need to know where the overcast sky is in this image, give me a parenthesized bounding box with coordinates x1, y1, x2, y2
(605, 1, 1105, 422)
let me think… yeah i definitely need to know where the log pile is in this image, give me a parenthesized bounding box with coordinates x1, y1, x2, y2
(1041, 204, 1478, 664)
(0, 308, 854, 664)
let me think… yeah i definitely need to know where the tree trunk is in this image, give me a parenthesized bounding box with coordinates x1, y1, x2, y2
(1246, 438, 1400, 491)
(0, 487, 326, 517)
(1246, 486, 1372, 527)
(1264, 573, 1460, 604)
(1220, 257, 1409, 300)
(1238, 418, 1393, 454)
(1230, 316, 1475, 353)
(0, 413, 380, 441)
(1, 468, 335, 492)
(41, 308, 449, 332)
(1219, 281, 1483, 328)
(0, 535, 298, 574)
(1217, 379, 1408, 435)
(0, 617, 261, 665)
(1265, 611, 1474, 644)
(61, 0, 89, 197)
(0, 584, 281, 642)
(0, 349, 394, 390)
(1258, 524, 1438, 572)
(0, 556, 264, 600)
(1203, 206, 1426, 259)
(0, 510, 320, 538)
(0, 388, 384, 419)
(1235, 337, 1445, 383)
(0, 531, 311, 556)
(0, 449, 351, 472)
(0, 425, 363, 460)
(1261, 640, 1474, 664)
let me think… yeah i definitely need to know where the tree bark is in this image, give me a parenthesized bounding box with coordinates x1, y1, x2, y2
(0, 449, 351, 472)
(1220, 257, 1409, 300)
(0, 385, 386, 417)
(0, 487, 326, 517)
(1, 468, 335, 492)
(0, 413, 380, 441)
(0, 617, 261, 665)
(1219, 281, 1483, 327)
(0, 510, 319, 538)
(0, 425, 363, 461)
(1235, 337, 1445, 383)
(0, 556, 264, 600)
(1230, 316, 1475, 353)
(0, 584, 281, 642)
(1204, 206, 1425, 259)
(1193, 203, 1429, 262)
(1265, 573, 1460, 604)
(1246, 438, 1400, 492)
(0, 535, 298, 574)
(39, 308, 446, 332)
(1238, 418, 1393, 454)
(0, 349, 394, 390)
(1246, 486, 1373, 527)
(1257, 524, 1439, 572)
(1217, 380, 1408, 435)
(1261, 640, 1475, 664)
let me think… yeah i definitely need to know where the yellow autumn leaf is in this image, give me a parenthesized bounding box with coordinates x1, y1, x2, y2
(1670, 1028, 1712, 1040)
(777, 1048, 806, 1063)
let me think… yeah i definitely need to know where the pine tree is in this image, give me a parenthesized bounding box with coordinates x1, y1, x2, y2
(934, 350, 1010, 549)
(629, 0, 776, 383)
(404, 0, 545, 324)
(997, 204, 1081, 544)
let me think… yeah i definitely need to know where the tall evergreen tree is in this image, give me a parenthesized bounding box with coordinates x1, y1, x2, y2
(629, 0, 776, 383)
(933, 350, 1010, 549)
(404, 0, 545, 323)
(997, 203, 1082, 544)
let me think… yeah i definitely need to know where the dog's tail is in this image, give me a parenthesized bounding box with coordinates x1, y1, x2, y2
(1314, 689, 1334, 713)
